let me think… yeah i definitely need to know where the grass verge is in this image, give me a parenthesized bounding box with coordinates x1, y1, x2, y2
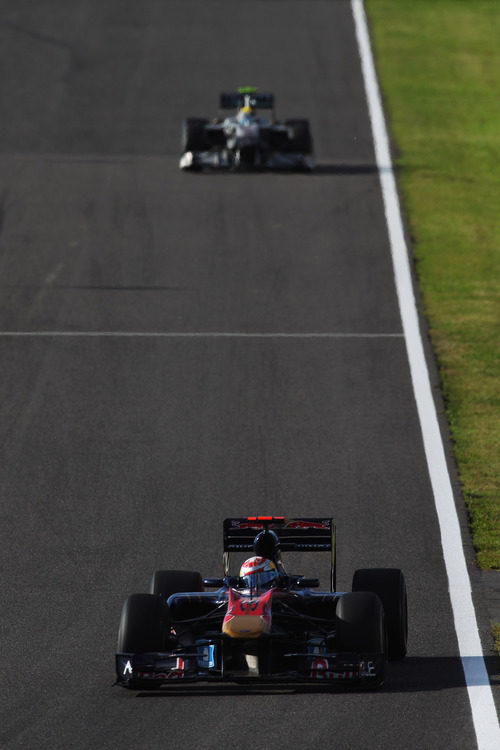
(364, 0, 500, 570)
(493, 624, 500, 654)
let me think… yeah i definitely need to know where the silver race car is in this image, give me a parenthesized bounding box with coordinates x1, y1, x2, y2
(180, 87, 314, 171)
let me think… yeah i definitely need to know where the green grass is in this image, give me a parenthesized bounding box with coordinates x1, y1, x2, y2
(364, 0, 500, 569)
(493, 623, 500, 654)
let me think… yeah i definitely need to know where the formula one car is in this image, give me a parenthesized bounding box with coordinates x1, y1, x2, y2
(179, 87, 314, 171)
(115, 517, 407, 690)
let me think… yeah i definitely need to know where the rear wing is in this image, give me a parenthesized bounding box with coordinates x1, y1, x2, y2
(219, 92, 274, 110)
(223, 517, 337, 591)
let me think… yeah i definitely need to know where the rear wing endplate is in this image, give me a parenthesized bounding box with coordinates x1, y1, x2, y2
(223, 517, 337, 591)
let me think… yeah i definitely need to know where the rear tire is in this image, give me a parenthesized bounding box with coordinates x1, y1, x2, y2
(117, 593, 166, 653)
(150, 570, 203, 600)
(352, 568, 407, 660)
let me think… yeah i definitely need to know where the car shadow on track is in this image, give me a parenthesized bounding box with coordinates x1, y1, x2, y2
(180, 162, 379, 177)
(381, 655, 500, 694)
(130, 656, 500, 697)
(312, 163, 379, 176)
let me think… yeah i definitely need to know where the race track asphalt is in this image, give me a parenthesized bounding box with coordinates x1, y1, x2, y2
(0, 2, 498, 748)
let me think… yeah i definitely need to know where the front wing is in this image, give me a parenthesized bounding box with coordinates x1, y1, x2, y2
(179, 149, 313, 172)
(115, 643, 384, 689)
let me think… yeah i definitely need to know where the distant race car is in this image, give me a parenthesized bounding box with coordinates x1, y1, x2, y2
(179, 87, 314, 171)
(115, 517, 408, 690)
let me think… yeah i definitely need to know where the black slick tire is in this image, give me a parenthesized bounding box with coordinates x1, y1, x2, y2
(181, 118, 208, 152)
(117, 593, 166, 653)
(335, 591, 387, 688)
(285, 118, 313, 154)
(352, 568, 408, 660)
(150, 569, 203, 600)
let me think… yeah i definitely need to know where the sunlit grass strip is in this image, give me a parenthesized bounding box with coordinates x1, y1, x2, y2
(493, 623, 500, 656)
(365, 0, 500, 568)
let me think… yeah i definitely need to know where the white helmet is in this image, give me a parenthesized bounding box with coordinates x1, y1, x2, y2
(239, 556, 278, 591)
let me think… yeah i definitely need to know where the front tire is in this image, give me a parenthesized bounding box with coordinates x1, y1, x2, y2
(352, 568, 408, 660)
(117, 593, 166, 653)
(285, 118, 313, 154)
(181, 118, 208, 153)
(336, 591, 387, 688)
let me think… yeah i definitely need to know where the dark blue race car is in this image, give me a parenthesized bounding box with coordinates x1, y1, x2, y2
(115, 516, 407, 690)
(180, 88, 314, 171)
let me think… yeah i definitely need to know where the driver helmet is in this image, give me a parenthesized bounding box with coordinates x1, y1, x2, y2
(237, 105, 255, 126)
(239, 556, 278, 591)
(238, 94, 256, 121)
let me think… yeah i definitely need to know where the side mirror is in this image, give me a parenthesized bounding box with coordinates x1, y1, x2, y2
(293, 577, 320, 588)
(202, 577, 225, 587)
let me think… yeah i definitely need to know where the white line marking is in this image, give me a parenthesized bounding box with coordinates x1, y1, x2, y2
(0, 331, 403, 338)
(351, 2, 500, 747)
